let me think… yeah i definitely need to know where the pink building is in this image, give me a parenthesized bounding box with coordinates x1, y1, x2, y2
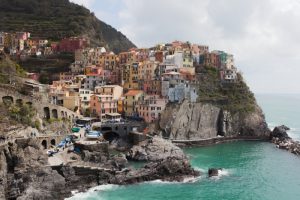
(90, 85, 123, 118)
(137, 95, 167, 123)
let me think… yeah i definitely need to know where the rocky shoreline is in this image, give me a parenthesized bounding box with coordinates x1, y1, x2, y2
(0, 136, 199, 200)
(270, 125, 300, 156)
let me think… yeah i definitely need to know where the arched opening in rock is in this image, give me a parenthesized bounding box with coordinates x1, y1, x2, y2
(41, 140, 47, 149)
(43, 107, 50, 119)
(103, 131, 120, 142)
(61, 111, 65, 118)
(52, 109, 58, 119)
(50, 139, 56, 146)
(2, 96, 13, 105)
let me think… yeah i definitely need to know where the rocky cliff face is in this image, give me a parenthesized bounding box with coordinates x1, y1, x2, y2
(0, 137, 198, 199)
(159, 100, 270, 140)
(0, 139, 69, 199)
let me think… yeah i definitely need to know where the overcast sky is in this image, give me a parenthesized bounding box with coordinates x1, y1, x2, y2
(71, 0, 300, 94)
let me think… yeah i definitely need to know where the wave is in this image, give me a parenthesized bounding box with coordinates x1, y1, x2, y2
(183, 176, 202, 183)
(209, 168, 232, 180)
(65, 184, 118, 200)
(193, 167, 206, 173)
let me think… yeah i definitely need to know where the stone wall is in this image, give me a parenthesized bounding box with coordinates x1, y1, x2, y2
(0, 86, 81, 122)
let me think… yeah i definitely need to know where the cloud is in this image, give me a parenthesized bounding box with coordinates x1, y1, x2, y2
(115, 0, 300, 93)
(69, 0, 300, 93)
(70, 0, 96, 9)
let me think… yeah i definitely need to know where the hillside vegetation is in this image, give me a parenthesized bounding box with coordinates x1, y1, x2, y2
(197, 66, 256, 114)
(0, 0, 136, 53)
(0, 54, 26, 84)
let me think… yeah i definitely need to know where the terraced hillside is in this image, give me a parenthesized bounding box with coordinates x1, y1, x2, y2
(0, 0, 136, 53)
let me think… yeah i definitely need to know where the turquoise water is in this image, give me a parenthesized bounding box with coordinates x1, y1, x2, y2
(69, 94, 300, 200)
(256, 94, 300, 141)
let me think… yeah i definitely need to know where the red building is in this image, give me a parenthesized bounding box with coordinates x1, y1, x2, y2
(59, 37, 89, 53)
(203, 52, 221, 68)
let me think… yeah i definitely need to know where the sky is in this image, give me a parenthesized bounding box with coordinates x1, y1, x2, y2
(70, 0, 300, 94)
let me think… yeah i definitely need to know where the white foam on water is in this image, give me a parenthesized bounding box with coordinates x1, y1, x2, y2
(182, 176, 202, 183)
(65, 184, 118, 200)
(147, 175, 202, 185)
(218, 169, 230, 177)
(209, 169, 232, 180)
(193, 167, 206, 173)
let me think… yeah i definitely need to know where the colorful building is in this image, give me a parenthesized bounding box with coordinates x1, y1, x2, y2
(79, 89, 94, 114)
(137, 95, 167, 123)
(59, 37, 89, 53)
(123, 90, 144, 116)
(90, 85, 123, 118)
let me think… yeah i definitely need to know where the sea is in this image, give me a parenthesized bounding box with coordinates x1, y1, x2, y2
(68, 94, 300, 200)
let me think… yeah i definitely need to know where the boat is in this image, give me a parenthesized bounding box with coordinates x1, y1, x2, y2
(71, 127, 80, 133)
(86, 130, 102, 139)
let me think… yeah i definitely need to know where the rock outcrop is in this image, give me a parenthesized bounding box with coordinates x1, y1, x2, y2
(271, 125, 300, 156)
(270, 125, 291, 140)
(208, 168, 222, 177)
(127, 136, 186, 161)
(0, 139, 69, 199)
(0, 137, 197, 200)
(159, 100, 270, 140)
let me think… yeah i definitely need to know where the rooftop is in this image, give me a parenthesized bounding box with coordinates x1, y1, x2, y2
(125, 90, 144, 96)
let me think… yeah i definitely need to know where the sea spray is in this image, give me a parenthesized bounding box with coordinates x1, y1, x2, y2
(66, 184, 119, 200)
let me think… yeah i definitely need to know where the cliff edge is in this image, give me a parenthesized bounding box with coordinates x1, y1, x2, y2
(159, 67, 270, 141)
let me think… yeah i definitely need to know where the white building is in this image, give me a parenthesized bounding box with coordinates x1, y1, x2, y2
(82, 74, 106, 90)
(79, 89, 94, 113)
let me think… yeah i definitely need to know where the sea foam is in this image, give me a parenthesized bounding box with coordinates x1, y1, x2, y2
(65, 184, 118, 200)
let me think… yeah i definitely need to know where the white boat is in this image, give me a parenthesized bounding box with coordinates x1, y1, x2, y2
(86, 131, 102, 139)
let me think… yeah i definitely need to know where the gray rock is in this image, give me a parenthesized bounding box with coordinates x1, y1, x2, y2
(271, 126, 291, 140)
(127, 136, 186, 161)
(159, 100, 270, 140)
(208, 168, 222, 177)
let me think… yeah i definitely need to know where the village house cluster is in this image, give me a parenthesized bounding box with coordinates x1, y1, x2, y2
(0, 31, 88, 59)
(0, 32, 238, 123)
(48, 40, 238, 123)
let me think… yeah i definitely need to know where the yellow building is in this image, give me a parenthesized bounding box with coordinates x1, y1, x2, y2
(122, 62, 139, 90)
(117, 97, 125, 114)
(138, 61, 158, 81)
(124, 90, 144, 116)
(99, 53, 118, 70)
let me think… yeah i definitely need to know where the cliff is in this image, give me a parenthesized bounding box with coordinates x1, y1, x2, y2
(159, 68, 270, 141)
(159, 101, 270, 140)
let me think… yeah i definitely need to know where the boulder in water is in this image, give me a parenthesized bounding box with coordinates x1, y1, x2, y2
(270, 126, 290, 140)
(208, 168, 222, 177)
